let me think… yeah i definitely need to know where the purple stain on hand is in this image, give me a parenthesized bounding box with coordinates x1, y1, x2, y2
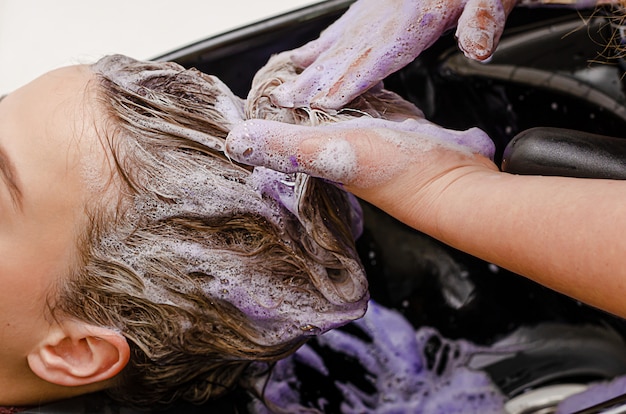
(226, 120, 307, 174)
(454, 127, 496, 160)
(420, 12, 435, 27)
(289, 155, 299, 168)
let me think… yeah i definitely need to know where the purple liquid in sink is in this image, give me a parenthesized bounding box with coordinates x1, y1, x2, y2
(247, 301, 507, 413)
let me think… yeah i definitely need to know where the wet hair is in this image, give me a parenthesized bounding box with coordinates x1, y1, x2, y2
(605, 1, 626, 63)
(50, 52, 419, 408)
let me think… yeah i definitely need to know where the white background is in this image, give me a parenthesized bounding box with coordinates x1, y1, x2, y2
(0, 0, 321, 93)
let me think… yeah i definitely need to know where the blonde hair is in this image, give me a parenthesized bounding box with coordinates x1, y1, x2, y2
(50, 52, 420, 407)
(607, 1, 626, 62)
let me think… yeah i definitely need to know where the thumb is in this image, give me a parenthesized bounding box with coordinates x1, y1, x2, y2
(226, 119, 359, 184)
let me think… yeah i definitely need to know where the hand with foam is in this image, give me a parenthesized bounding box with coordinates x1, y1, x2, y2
(226, 117, 496, 224)
(270, 0, 518, 110)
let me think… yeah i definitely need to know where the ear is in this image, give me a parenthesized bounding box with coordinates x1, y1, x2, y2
(27, 320, 130, 387)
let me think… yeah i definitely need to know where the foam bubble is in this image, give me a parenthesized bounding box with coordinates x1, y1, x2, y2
(248, 301, 506, 413)
(310, 138, 358, 183)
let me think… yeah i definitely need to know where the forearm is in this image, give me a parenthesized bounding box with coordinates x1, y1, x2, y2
(377, 167, 626, 317)
(226, 117, 626, 316)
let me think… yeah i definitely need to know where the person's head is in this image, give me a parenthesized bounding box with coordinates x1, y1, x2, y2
(0, 54, 369, 407)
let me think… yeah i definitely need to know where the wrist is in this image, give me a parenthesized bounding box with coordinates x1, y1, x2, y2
(411, 162, 501, 239)
(350, 153, 499, 236)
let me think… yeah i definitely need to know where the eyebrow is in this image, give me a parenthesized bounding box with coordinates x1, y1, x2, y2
(0, 95, 23, 209)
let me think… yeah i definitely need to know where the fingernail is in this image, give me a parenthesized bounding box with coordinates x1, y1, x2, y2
(461, 30, 494, 61)
(225, 121, 264, 165)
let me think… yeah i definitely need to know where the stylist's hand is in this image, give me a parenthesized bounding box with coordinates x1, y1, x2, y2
(226, 117, 497, 224)
(271, 0, 517, 110)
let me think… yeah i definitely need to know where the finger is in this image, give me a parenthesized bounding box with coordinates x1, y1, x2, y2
(416, 123, 496, 159)
(271, 0, 382, 108)
(226, 120, 359, 183)
(364, 117, 495, 159)
(273, 2, 460, 110)
(290, 0, 374, 68)
(289, 16, 353, 69)
(289, 38, 334, 69)
(270, 44, 384, 110)
(456, 0, 517, 61)
(272, 29, 433, 111)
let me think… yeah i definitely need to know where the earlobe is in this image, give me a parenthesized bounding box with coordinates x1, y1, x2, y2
(27, 321, 130, 387)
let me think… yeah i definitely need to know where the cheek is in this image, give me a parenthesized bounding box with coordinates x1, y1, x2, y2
(0, 218, 75, 346)
(0, 260, 52, 355)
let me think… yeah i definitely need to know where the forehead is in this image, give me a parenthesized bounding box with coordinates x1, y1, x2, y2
(0, 63, 106, 267)
(1, 65, 97, 155)
(0, 64, 105, 344)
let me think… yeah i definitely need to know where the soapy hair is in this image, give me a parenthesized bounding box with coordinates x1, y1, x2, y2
(584, 0, 626, 64)
(50, 49, 421, 407)
(50, 54, 373, 407)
